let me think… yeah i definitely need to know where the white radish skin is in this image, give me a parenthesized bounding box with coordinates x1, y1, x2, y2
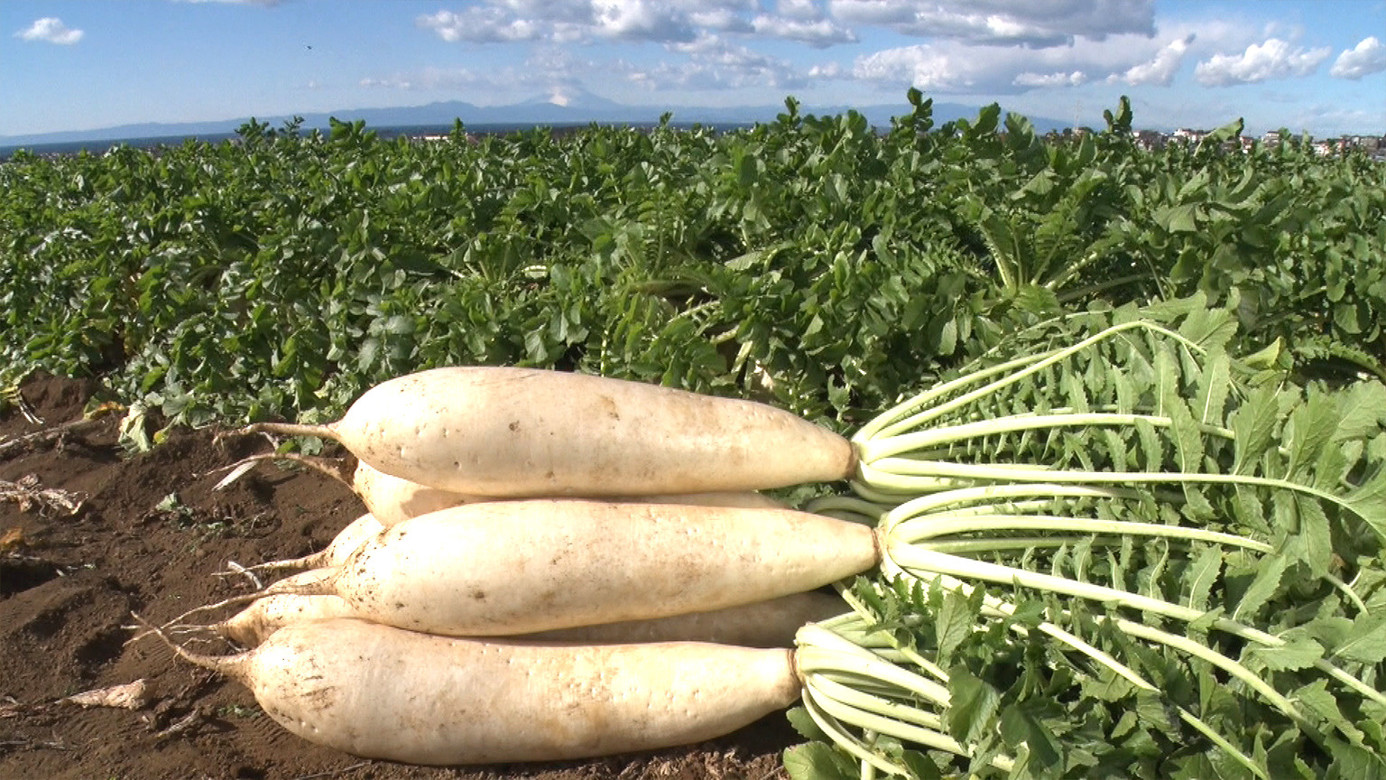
(278, 500, 879, 636)
(213, 590, 843, 648)
(353, 459, 788, 527)
(350, 460, 487, 526)
(234, 453, 787, 529)
(246, 513, 384, 574)
(214, 594, 360, 646)
(168, 617, 803, 764)
(237, 489, 786, 580)
(523, 590, 844, 647)
(246, 367, 855, 496)
(641, 490, 788, 511)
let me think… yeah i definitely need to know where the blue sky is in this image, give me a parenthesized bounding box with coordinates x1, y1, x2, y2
(4, 0, 1384, 138)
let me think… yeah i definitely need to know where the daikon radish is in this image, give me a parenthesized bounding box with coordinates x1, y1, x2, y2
(269, 499, 879, 636)
(229, 453, 788, 528)
(212, 590, 843, 648)
(161, 617, 802, 764)
(244, 367, 854, 496)
(240, 513, 384, 574)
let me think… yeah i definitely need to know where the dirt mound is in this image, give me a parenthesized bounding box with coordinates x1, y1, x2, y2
(0, 373, 795, 780)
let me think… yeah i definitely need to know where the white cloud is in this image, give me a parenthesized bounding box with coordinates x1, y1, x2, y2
(830, 0, 1155, 47)
(16, 17, 84, 45)
(1014, 70, 1087, 87)
(752, 14, 856, 47)
(1115, 33, 1193, 86)
(1194, 38, 1331, 86)
(853, 44, 965, 90)
(809, 61, 844, 78)
(593, 0, 695, 42)
(417, 8, 550, 43)
(1331, 36, 1386, 79)
(848, 27, 1185, 94)
(417, 0, 761, 45)
(776, 0, 823, 21)
(412, 0, 1154, 54)
(650, 35, 810, 89)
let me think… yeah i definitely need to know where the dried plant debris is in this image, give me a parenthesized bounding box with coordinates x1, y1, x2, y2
(61, 680, 154, 711)
(0, 475, 84, 516)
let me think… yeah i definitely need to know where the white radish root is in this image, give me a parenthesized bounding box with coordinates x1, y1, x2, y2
(244, 366, 855, 496)
(151, 616, 803, 765)
(265, 499, 879, 636)
(224, 452, 789, 530)
(234, 513, 384, 575)
(208, 590, 845, 648)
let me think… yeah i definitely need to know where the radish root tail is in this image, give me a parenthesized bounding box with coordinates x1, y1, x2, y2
(130, 612, 247, 678)
(158, 570, 337, 631)
(240, 421, 337, 440)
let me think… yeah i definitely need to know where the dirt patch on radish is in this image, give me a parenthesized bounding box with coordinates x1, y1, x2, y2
(1, 373, 796, 779)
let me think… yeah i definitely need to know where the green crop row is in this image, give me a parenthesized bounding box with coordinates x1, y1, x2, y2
(2, 92, 1383, 430)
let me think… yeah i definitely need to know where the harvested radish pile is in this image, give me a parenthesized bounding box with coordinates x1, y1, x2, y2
(148, 298, 1386, 778)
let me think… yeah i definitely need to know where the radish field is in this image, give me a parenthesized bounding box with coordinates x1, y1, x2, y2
(3, 93, 1386, 779)
(4, 94, 1383, 429)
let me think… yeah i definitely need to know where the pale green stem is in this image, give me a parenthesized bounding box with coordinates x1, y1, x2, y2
(854, 347, 1066, 442)
(880, 483, 1148, 526)
(894, 573, 1273, 774)
(893, 513, 1271, 552)
(885, 544, 1386, 707)
(860, 321, 1205, 442)
(1175, 710, 1268, 779)
(805, 495, 893, 523)
(807, 675, 946, 732)
(800, 694, 913, 777)
(805, 681, 1018, 770)
(1325, 572, 1369, 614)
(796, 636, 953, 705)
(868, 460, 1365, 528)
(860, 411, 1176, 462)
(831, 588, 952, 684)
(1111, 616, 1308, 729)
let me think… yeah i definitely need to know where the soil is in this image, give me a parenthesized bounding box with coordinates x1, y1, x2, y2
(0, 373, 797, 780)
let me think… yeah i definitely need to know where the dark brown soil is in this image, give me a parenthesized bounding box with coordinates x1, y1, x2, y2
(0, 373, 797, 780)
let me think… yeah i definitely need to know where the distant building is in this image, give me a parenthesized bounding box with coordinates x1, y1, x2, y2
(1131, 129, 1165, 150)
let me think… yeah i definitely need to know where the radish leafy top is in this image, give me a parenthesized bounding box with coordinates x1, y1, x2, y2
(800, 297, 1386, 779)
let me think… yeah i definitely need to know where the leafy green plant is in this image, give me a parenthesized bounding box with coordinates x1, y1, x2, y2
(799, 298, 1386, 778)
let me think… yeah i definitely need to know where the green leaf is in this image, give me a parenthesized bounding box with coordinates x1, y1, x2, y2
(1231, 385, 1281, 475)
(1196, 350, 1231, 425)
(1288, 495, 1334, 575)
(786, 706, 829, 742)
(1333, 382, 1386, 442)
(1295, 679, 1364, 744)
(382, 314, 415, 335)
(934, 588, 977, 666)
(1327, 742, 1386, 780)
(1331, 611, 1386, 665)
(1156, 345, 1204, 474)
(946, 668, 1001, 746)
(1155, 203, 1199, 233)
(1344, 467, 1386, 540)
(1232, 554, 1287, 622)
(783, 742, 857, 780)
(1248, 636, 1324, 671)
(1284, 391, 1339, 478)
(1185, 545, 1224, 612)
(899, 749, 944, 780)
(998, 704, 1062, 770)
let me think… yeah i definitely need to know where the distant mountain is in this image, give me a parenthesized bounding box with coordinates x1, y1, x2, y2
(0, 94, 1075, 149)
